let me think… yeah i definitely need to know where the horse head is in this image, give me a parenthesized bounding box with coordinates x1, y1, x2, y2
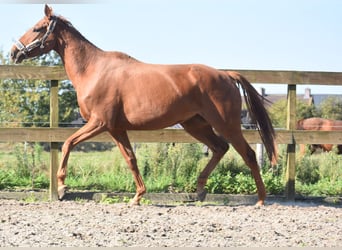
(11, 5, 57, 64)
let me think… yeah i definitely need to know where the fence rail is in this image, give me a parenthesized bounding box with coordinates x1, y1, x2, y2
(2, 65, 342, 84)
(1, 65, 342, 201)
(0, 127, 341, 144)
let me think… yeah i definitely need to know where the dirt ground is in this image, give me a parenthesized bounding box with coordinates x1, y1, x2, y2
(0, 198, 341, 247)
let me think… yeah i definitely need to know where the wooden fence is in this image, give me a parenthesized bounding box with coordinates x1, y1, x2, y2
(1, 65, 342, 201)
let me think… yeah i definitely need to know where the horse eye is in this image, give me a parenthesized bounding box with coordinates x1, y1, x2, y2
(33, 27, 45, 32)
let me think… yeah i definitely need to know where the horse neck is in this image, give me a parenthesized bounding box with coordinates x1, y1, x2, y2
(54, 25, 102, 89)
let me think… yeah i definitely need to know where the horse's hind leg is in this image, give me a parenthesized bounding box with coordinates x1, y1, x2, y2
(225, 131, 266, 205)
(109, 130, 146, 206)
(181, 116, 229, 201)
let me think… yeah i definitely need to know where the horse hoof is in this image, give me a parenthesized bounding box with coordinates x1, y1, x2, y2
(128, 199, 140, 207)
(197, 190, 207, 202)
(255, 200, 265, 206)
(58, 185, 68, 200)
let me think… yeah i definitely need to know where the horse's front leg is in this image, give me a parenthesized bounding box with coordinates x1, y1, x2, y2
(57, 119, 106, 200)
(110, 130, 146, 206)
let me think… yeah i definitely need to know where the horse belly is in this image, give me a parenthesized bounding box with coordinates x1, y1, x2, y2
(120, 106, 195, 130)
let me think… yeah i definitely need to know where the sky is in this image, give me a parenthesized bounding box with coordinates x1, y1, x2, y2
(0, 0, 341, 94)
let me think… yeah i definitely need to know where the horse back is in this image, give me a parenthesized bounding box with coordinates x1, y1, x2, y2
(297, 117, 342, 131)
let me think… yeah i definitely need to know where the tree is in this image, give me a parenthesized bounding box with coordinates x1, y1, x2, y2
(296, 100, 321, 120)
(0, 50, 78, 127)
(268, 99, 320, 128)
(318, 97, 342, 120)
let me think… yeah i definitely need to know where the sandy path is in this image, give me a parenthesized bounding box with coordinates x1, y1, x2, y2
(0, 199, 341, 247)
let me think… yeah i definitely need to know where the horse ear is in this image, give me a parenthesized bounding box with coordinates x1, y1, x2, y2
(44, 4, 53, 18)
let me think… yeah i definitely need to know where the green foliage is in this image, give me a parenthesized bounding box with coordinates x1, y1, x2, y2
(296, 155, 320, 184)
(0, 168, 48, 190)
(10, 142, 49, 189)
(135, 143, 203, 193)
(0, 141, 341, 197)
(206, 171, 234, 194)
(296, 152, 342, 196)
(319, 96, 342, 120)
(100, 194, 130, 204)
(268, 99, 319, 128)
(166, 143, 203, 188)
(296, 100, 321, 120)
(262, 171, 284, 194)
(58, 80, 79, 126)
(268, 96, 342, 128)
(0, 50, 78, 128)
(317, 151, 342, 181)
(297, 179, 342, 196)
(99, 194, 152, 205)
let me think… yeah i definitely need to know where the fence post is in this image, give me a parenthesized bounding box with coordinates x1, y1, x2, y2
(256, 87, 265, 168)
(285, 84, 296, 200)
(49, 80, 59, 201)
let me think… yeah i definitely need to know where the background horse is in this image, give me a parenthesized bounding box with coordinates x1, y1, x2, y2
(297, 117, 342, 155)
(11, 5, 277, 206)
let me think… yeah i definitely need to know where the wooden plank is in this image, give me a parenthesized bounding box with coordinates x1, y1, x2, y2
(0, 65, 67, 80)
(0, 127, 341, 144)
(293, 130, 342, 144)
(1, 65, 342, 85)
(0, 128, 269, 143)
(223, 69, 342, 85)
(0, 128, 198, 143)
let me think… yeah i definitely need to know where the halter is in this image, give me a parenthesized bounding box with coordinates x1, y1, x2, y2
(14, 16, 57, 59)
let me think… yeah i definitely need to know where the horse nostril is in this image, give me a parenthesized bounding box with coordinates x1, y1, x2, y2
(10, 49, 20, 63)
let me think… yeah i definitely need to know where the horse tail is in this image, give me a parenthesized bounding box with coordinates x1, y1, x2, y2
(226, 71, 278, 165)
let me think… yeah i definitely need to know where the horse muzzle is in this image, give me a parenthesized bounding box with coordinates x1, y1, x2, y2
(11, 39, 41, 64)
(11, 40, 27, 64)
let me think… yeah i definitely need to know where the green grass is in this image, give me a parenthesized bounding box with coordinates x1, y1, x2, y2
(0, 142, 341, 197)
(295, 151, 342, 196)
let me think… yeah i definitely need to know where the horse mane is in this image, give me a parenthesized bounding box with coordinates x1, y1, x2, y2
(56, 14, 101, 50)
(55, 14, 139, 63)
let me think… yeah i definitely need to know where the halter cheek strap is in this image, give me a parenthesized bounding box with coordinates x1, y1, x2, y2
(14, 16, 57, 59)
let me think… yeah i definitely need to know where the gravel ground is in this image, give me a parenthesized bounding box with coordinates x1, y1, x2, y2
(0, 199, 341, 247)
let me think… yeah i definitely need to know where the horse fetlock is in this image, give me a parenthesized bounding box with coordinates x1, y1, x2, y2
(129, 194, 142, 206)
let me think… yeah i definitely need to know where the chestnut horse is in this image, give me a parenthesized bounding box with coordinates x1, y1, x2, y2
(11, 5, 277, 205)
(297, 117, 342, 155)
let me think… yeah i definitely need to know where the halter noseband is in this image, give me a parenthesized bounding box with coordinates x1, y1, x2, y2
(14, 16, 57, 59)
